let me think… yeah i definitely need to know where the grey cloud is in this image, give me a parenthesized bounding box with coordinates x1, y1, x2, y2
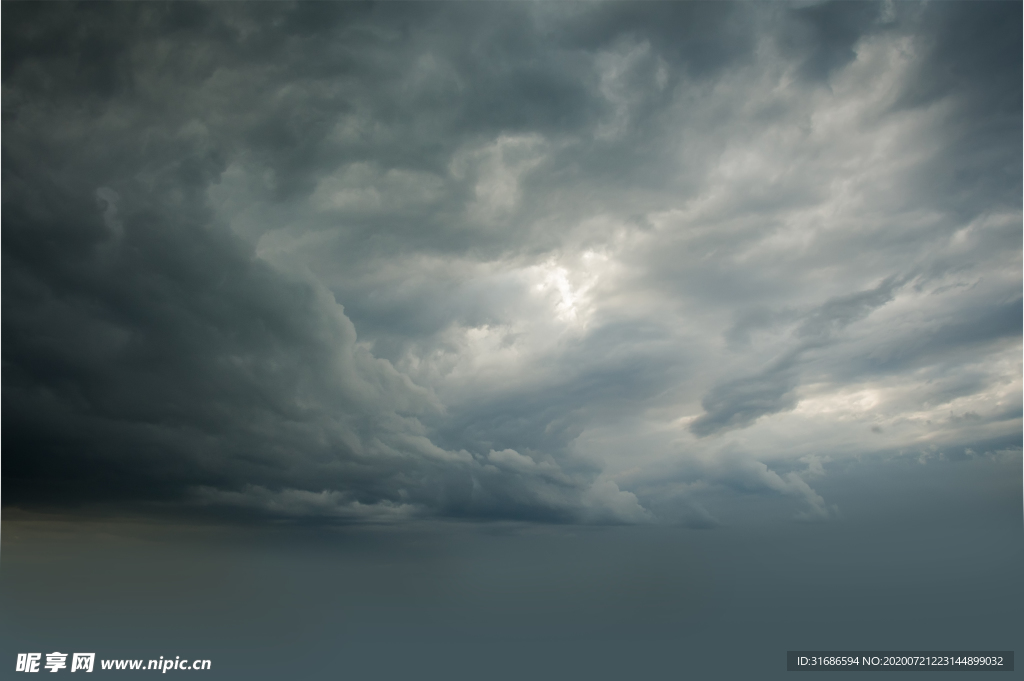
(2, 75, 644, 525)
(894, 2, 1021, 217)
(691, 278, 902, 436)
(3, 1, 1019, 527)
(690, 366, 801, 438)
(794, 276, 900, 341)
(635, 446, 836, 522)
(779, 1, 887, 81)
(429, 319, 684, 465)
(838, 295, 1022, 380)
(724, 306, 800, 350)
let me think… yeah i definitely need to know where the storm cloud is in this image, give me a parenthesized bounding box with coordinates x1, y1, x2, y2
(3, 1, 1020, 526)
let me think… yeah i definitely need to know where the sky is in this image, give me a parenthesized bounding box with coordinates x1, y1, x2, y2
(2, 1, 1022, 678)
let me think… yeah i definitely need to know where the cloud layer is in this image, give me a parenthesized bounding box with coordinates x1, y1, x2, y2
(3, 1, 1020, 525)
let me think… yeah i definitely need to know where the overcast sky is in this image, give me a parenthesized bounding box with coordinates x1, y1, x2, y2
(3, 0, 1021, 529)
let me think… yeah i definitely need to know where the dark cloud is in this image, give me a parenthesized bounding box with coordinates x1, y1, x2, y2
(780, 1, 886, 81)
(556, 1, 760, 78)
(894, 1, 1022, 217)
(3, 1, 1019, 526)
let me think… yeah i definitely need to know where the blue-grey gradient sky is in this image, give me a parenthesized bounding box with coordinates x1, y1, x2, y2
(2, 2, 1021, 678)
